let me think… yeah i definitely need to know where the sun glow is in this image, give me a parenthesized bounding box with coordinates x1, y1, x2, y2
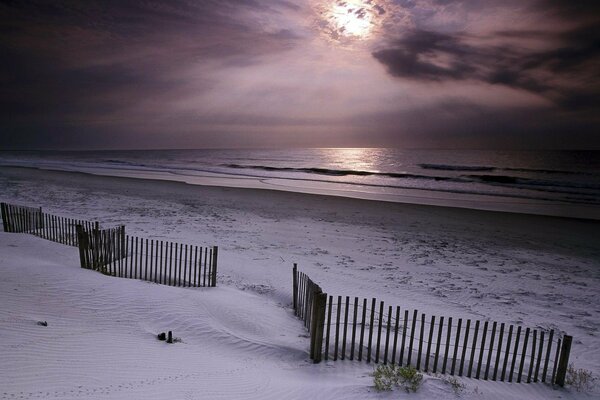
(315, 0, 393, 44)
(330, 1, 374, 38)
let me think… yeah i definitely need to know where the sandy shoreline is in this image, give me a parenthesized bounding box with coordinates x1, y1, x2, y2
(1, 165, 599, 398)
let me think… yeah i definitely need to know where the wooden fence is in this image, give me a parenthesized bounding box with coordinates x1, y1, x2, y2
(292, 265, 573, 387)
(1, 202, 219, 287)
(77, 225, 218, 287)
(1, 202, 96, 246)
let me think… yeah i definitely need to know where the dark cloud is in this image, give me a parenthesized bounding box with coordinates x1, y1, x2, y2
(373, 23, 600, 110)
(373, 0, 600, 114)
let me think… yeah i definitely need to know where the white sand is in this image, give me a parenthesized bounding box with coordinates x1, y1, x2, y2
(1, 166, 598, 399)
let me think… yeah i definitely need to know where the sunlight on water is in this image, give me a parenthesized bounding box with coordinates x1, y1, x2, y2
(318, 148, 383, 172)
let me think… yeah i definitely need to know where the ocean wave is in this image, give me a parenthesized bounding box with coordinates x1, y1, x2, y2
(420, 163, 596, 177)
(223, 164, 469, 182)
(419, 163, 496, 172)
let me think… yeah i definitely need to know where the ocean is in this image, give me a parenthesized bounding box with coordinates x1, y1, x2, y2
(1, 148, 599, 219)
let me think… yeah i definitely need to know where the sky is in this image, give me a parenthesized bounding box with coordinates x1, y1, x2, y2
(1, 0, 599, 150)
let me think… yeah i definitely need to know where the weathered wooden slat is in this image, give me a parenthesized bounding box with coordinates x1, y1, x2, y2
(433, 316, 444, 373)
(509, 326, 522, 382)
(451, 318, 462, 375)
(485, 321, 497, 380)
(367, 298, 376, 363)
(407, 309, 418, 367)
(155, 239, 160, 283)
(358, 298, 367, 362)
(459, 319, 470, 376)
(384, 305, 392, 364)
(350, 297, 358, 361)
(416, 313, 425, 370)
(392, 306, 400, 365)
(182, 244, 188, 287)
(333, 296, 342, 361)
(493, 323, 505, 381)
(325, 295, 332, 360)
(501, 325, 513, 381)
(542, 330, 554, 383)
(203, 246, 208, 287)
(193, 246, 198, 287)
(211, 246, 218, 287)
(551, 337, 561, 385)
(178, 243, 183, 286)
(425, 315, 435, 372)
(527, 330, 537, 383)
(517, 327, 530, 383)
(535, 331, 544, 382)
(442, 317, 452, 374)
(188, 244, 193, 286)
(467, 320, 479, 378)
(400, 309, 408, 366)
(375, 301, 384, 364)
(341, 296, 349, 360)
(476, 321, 489, 379)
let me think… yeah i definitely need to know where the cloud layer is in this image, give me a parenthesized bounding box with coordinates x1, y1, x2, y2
(1, 0, 599, 149)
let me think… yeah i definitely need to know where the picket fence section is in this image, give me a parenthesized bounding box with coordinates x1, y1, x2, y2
(292, 265, 573, 387)
(1, 202, 219, 287)
(76, 225, 218, 287)
(1, 202, 95, 246)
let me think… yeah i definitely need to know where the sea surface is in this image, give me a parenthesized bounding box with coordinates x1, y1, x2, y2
(1, 148, 599, 219)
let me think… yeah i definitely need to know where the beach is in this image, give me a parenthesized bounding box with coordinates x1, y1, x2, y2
(1, 166, 599, 399)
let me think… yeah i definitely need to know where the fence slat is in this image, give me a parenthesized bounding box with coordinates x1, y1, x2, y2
(325, 295, 332, 360)
(542, 330, 553, 383)
(535, 331, 544, 382)
(384, 305, 392, 364)
(509, 326, 522, 382)
(493, 323, 505, 381)
(407, 309, 417, 367)
(333, 296, 342, 361)
(451, 318, 462, 375)
(416, 313, 425, 370)
(476, 321, 488, 379)
(463, 320, 479, 378)
(485, 321, 497, 380)
(350, 297, 358, 361)
(501, 325, 513, 381)
(517, 328, 530, 383)
(527, 330, 537, 383)
(193, 246, 198, 287)
(367, 298, 376, 363)
(375, 301, 384, 363)
(342, 296, 349, 360)
(442, 317, 452, 374)
(400, 310, 408, 366)
(425, 315, 435, 372)
(459, 319, 470, 376)
(358, 298, 367, 362)
(392, 306, 400, 365)
(433, 316, 444, 373)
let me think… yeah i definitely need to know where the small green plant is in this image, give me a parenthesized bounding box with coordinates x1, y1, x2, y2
(566, 364, 596, 392)
(373, 364, 423, 393)
(398, 366, 423, 393)
(373, 364, 398, 391)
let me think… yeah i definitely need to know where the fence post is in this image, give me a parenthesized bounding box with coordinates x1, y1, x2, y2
(211, 246, 218, 287)
(76, 225, 87, 269)
(554, 335, 572, 387)
(293, 264, 298, 312)
(1, 203, 8, 232)
(310, 290, 327, 363)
